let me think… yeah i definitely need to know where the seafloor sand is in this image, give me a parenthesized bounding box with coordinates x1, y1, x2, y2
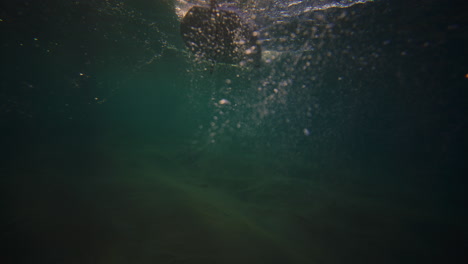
(2, 141, 462, 264)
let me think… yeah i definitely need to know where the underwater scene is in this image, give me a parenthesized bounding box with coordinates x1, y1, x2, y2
(1, 0, 467, 263)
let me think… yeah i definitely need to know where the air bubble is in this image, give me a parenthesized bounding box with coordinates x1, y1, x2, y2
(219, 99, 231, 105)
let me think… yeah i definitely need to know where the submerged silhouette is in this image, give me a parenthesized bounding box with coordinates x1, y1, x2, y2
(180, 0, 261, 66)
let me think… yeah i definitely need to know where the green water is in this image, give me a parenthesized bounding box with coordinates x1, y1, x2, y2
(1, 0, 467, 263)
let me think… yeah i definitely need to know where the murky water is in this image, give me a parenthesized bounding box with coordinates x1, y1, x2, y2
(1, 1, 467, 263)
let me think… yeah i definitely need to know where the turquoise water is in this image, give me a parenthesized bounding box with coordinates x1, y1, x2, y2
(1, 1, 467, 263)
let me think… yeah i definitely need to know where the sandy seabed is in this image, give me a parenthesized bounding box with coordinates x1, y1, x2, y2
(2, 141, 461, 264)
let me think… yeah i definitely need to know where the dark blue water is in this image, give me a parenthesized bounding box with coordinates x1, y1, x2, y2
(1, 0, 467, 263)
